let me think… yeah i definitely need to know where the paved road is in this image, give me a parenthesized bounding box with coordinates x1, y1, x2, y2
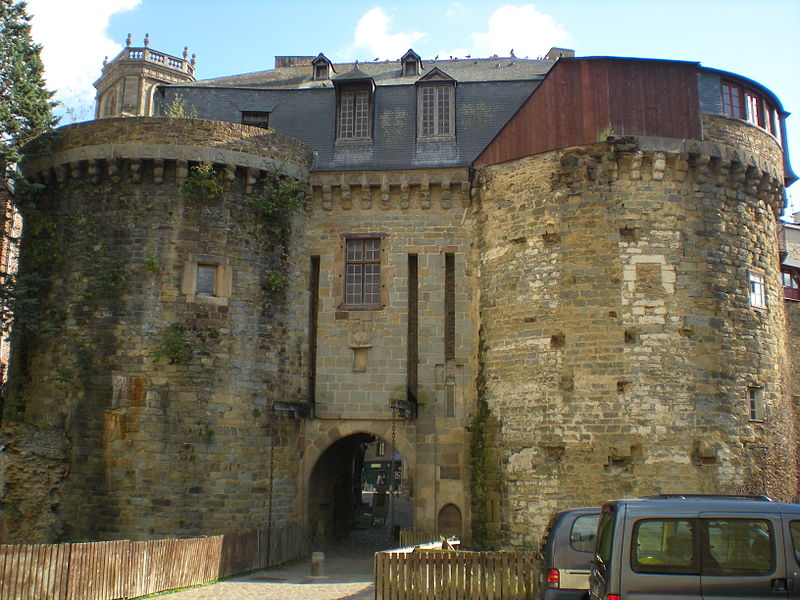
(158, 556, 374, 600)
(158, 523, 397, 600)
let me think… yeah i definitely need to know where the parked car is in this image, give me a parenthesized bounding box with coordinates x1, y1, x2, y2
(589, 494, 800, 600)
(535, 507, 601, 599)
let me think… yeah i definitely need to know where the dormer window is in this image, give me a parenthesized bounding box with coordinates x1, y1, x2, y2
(401, 49, 422, 77)
(338, 86, 371, 139)
(416, 68, 456, 139)
(333, 67, 375, 141)
(312, 53, 333, 81)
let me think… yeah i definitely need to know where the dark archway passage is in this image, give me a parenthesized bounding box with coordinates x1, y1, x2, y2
(308, 433, 409, 554)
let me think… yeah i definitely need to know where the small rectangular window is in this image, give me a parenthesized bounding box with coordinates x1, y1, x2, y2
(721, 81, 744, 119)
(241, 111, 270, 129)
(345, 238, 381, 306)
(748, 386, 765, 421)
(196, 264, 217, 296)
(749, 271, 766, 309)
(745, 90, 763, 127)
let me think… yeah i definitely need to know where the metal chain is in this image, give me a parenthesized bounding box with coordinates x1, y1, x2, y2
(389, 406, 397, 542)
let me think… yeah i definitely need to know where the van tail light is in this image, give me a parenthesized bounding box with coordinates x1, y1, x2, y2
(545, 568, 560, 587)
(607, 595, 621, 600)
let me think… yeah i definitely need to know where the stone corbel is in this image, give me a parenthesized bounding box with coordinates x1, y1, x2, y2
(420, 182, 431, 209)
(341, 183, 352, 209)
(441, 182, 452, 208)
(130, 158, 142, 183)
(245, 167, 259, 195)
(630, 151, 643, 180)
(651, 152, 666, 181)
(400, 183, 410, 209)
(461, 181, 471, 207)
(322, 185, 332, 211)
(223, 164, 236, 191)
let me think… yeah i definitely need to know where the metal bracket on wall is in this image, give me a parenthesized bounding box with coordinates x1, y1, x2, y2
(390, 398, 417, 419)
(273, 401, 314, 419)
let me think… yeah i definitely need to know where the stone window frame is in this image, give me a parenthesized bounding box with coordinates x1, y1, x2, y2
(748, 269, 767, 310)
(182, 254, 232, 306)
(747, 386, 765, 422)
(336, 232, 388, 311)
(344, 237, 381, 308)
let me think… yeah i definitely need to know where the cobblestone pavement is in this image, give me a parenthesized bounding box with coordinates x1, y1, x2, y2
(158, 525, 397, 600)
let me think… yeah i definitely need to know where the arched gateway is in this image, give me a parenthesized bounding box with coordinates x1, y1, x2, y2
(299, 423, 416, 543)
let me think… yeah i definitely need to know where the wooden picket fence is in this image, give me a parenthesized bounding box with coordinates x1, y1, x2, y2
(375, 549, 537, 600)
(0, 522, 308, 600)
(398, 529, 439, 547)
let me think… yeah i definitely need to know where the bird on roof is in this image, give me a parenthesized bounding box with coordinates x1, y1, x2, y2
(373, 57, 379, 61)
(510, 49, 515, 58)
(434, 55, 438, 60)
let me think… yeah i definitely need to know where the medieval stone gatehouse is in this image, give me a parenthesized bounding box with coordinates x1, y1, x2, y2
(0, 38, 797, 548)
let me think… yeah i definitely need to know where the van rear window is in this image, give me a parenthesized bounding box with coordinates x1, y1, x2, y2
(631, 519, 699, 574)
(571, 514, 599, 552)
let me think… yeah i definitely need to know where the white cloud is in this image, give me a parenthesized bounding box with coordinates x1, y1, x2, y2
(26, 0, 141, 121)
(470, 4, 569, 59)
(445, 2, 464, 17)
(341, 8, 424, 61)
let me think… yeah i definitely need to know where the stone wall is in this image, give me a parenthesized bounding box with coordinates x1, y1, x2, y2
(473, 137, 794, 548)
(0, 118, 312, 542)
(300, 167, 476, 539)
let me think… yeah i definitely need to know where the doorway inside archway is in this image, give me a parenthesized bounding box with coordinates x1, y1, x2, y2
(308, 433, 410, 552)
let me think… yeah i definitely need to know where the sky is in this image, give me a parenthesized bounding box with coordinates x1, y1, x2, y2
(23, 0, 800, 217)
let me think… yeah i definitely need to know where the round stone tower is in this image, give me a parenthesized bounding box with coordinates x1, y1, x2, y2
(3, 117, 312, 542)
(473, 129, 794, 547)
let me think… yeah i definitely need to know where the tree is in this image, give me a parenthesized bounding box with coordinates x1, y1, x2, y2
(0, 0, 57, 172)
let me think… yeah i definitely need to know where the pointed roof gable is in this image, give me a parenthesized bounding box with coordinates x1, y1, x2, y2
(311, 53, 334, 80)
(401, 49, 423, 76)
(416, 67, 456, 84)
(332, 64, 375, 90)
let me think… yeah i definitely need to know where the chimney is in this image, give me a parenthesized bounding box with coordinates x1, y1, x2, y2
(275, 56, 315, 69)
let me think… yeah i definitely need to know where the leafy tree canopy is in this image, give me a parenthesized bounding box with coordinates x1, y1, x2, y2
(0, 0, 58, 172)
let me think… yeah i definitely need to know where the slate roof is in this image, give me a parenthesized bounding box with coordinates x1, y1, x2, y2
(159, 55, 559, 172)
(187, 56, 556, 89)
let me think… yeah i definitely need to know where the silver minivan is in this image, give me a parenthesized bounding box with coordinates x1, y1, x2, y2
(589, 494, 800, 599)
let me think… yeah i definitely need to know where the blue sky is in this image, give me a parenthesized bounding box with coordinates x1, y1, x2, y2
(26, 0, 800, 216)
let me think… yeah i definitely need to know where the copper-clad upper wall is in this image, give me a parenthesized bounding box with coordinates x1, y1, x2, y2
(474, 57, 702, 167)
